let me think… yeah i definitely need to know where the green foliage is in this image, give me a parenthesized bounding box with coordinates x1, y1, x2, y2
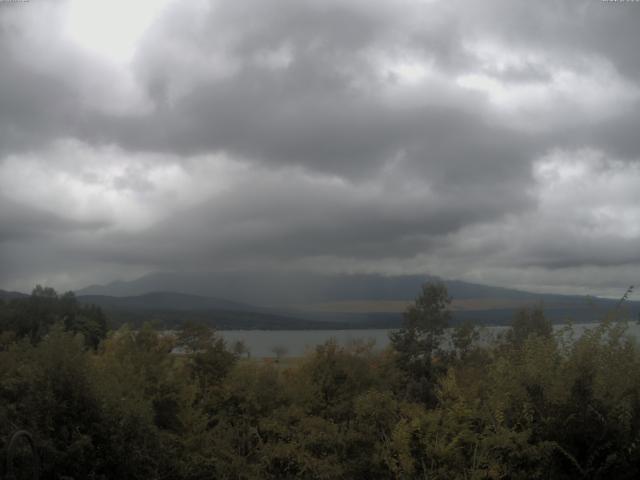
(0, 326, 98, 478)
(390, 281, 452, 405)
(392, 281, 452, 354)
(3, 284, 640, 479)
(0, 286, 107, 348)
(176, 321, 238, 394)
(452, 320, 480, 359)
(506, 305, 553, 346)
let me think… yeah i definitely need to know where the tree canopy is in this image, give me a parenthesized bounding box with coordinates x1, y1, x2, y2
(0, 284, 639, 479)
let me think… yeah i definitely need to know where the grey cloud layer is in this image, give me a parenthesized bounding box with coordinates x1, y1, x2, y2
(1, 0, 640, 294)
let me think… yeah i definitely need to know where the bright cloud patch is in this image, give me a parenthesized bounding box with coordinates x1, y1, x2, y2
(64, 0, 173, 63)
(0, 140, 243, 231)
(533, 149, 640, 239)
(456, 42, 640, 131)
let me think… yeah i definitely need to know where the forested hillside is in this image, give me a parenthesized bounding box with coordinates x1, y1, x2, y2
(0, 284, 639, 479)
(76, 272, 640, 328)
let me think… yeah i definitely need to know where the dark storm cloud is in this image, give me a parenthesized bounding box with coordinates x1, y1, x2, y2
(574, 108, 640, 161)
(0, 196, 107, 242)
(77, 0, 640, 177)
(1, 0, 640, 294)
(3, 0, 639, 165)
(0, 54, 79, 157)
(455, 0, 640, 79)
(510, 230, 640, 270)
(126, 176, 511, 262)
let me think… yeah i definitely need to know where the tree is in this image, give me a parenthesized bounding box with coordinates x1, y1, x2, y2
(390, 281, 451, 404)
(64, 300, 108, 349)
(451, 320, 479, 359)
(271, 345, 288, 363)
(232, 339, 250, 358)
(176, 321, 237, 392)
(0, 287, 107, 348)
(506, 305, 552, 346)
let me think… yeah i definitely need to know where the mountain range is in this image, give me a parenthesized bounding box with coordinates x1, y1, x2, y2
(3, 272, 637, 330)
(75, 272, 639, 328)
(76, 271, 587, 304)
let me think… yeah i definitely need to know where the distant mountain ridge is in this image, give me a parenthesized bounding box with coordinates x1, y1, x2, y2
(74, 271, 640, 327)
(0, 289, 29, 300)
(5, 275, 639, 329)
(77, 291, 254, 312)
(76, 271, 616, 306)
(76, 272, 540, 305)
(75, 291, 347, 330)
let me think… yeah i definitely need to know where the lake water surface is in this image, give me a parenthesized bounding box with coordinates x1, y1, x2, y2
(220, 322, 640, 358)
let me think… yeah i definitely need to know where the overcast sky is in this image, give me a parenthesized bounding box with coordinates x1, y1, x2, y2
(1, 0, 640, 296)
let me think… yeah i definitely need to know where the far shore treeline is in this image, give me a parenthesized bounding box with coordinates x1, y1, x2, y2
(1, 283, 640, 479)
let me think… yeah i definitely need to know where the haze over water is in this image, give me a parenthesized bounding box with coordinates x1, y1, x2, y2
(220, 322, 640, 358)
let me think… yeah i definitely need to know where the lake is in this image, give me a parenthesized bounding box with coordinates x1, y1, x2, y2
(219, 322, 640, 358)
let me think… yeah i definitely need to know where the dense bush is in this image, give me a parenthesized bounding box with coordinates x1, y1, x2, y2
(1, 285, 640, 479)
